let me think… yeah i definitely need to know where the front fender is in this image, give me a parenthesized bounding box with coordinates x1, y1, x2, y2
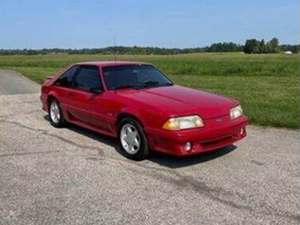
(117, 106, 167, 132)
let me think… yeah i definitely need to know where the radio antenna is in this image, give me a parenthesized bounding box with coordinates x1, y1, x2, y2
(113, 35, 117, 62)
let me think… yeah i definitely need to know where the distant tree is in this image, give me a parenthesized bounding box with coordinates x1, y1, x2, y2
(1, 37, 298, 55)
(244, 39, 260, 53)
(259, 39, 266, 53)
(268, 37, 280, 53)
(244, 38, 283, 54)
(207, 42, 242, 52)
(280, 44, 300, 53)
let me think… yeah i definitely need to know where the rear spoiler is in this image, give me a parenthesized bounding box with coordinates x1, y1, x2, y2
(43, 68, 67, 84)
(46, 75, 54, 80)
(42, 75, 55, 85)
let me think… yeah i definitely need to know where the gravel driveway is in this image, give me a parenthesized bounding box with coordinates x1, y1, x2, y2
(0, 70, 299, 225)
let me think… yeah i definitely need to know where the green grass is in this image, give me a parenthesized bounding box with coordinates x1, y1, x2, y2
(0, 52, 299, 128)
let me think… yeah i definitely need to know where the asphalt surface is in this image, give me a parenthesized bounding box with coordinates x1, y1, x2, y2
(0, 70, 40, 95)
(0, 69, 299, 225)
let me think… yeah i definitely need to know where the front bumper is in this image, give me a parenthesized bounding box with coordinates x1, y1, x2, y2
(40, 94, 48, 112)
(146, 115, 248, 156)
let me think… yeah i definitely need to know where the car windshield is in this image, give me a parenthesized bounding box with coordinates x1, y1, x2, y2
(103, 64, 173, 90)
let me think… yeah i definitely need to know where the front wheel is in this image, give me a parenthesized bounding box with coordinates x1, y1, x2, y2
(49, 99, 65, 128)
(118, 118, 149, 160)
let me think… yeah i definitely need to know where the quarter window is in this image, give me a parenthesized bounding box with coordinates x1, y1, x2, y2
(55, 66, 78, 87)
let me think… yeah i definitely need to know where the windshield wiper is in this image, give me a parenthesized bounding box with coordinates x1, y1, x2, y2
(159, 82, 173, 87)
(143, 81, 173, 88)
(143, 80, 159, 87)
(115, 81, 172, 90)
(114, 84, 139, 90)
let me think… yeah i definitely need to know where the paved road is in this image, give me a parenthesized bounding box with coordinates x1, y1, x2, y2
(0, 70, 40, 95)
(0, 70, 299, 225)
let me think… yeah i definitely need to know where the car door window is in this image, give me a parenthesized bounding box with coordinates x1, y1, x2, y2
(55, 66, 78, 88)
(73, 66, 103, 92)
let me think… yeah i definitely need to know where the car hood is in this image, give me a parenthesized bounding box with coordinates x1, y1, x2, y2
(117, 85, 238, 119)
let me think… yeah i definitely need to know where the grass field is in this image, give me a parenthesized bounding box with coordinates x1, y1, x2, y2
(0, 52, 299, 128)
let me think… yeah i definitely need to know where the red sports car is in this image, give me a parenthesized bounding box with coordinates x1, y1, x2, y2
(41, 61, 248, 160)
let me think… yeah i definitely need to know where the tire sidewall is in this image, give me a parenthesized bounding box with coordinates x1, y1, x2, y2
(118, 118, 149, 160)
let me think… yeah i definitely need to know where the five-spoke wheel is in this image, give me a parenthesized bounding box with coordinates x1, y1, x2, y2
(48, 99, 65, 127)
(118, 117, 149, 160)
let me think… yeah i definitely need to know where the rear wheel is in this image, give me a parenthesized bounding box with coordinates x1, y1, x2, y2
(49, 99, 65, 128)
(118, 117, 149, 160)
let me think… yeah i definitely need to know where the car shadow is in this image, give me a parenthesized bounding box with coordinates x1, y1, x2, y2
(43, 115, 118, 148)
(43, 115, 237, 168)
(148, 145, 237, 168)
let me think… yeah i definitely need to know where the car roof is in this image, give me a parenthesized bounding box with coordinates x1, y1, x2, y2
(74, 61, 152, 67)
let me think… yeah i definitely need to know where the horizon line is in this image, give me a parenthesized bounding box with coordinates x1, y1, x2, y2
(1, 43, 299, 51)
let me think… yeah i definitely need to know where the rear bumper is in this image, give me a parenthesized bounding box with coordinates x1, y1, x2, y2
(146, 116, 248, 156)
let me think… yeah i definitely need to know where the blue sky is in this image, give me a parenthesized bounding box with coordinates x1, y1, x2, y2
(0, 0, 299, 49)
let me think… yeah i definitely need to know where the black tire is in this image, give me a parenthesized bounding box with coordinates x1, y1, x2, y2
(118, 117, 149, 160)
(48, 98, 66, 128)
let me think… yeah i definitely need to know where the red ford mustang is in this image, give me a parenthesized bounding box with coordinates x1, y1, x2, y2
(41, 61, 248, 160)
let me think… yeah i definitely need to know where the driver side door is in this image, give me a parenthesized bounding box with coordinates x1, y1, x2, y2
(66, 65, 109, 132)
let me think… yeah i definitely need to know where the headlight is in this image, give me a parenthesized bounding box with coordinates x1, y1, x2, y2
(163, 115, 204, 130)
(230, 105, 243, 120)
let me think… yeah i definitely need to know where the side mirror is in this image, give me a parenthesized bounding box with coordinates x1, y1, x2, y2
(90, 88, 102, 94)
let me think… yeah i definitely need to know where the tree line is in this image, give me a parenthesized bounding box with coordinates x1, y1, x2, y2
(244, 38, 279, 53)
(0, 38, 298, 55)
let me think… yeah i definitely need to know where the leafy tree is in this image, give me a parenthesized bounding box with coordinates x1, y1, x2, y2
(281, 44, 300, 53)
(268, 37, 280, 53)
(207, 42, 242, 52)
(244, 39, 260, 53)
(244, 37, 283, 54)
(259, 39, 266, 53)
(0, 37, 298, 55)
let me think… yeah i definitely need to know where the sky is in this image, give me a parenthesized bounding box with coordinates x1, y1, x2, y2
(0, 0, 299, 49)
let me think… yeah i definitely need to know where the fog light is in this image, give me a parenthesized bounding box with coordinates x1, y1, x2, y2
(184, 142, 192, 151)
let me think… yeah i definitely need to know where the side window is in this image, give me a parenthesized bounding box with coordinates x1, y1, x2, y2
(55, 66, 78, 87)
(73, 66, 103, 92)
